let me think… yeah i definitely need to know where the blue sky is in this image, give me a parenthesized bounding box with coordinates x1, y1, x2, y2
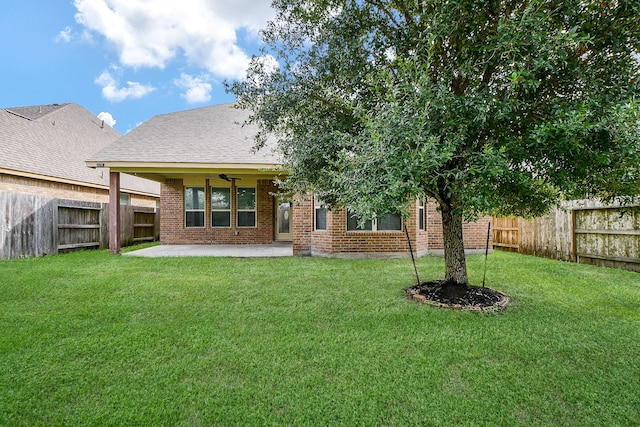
(1, 0, 275, 133)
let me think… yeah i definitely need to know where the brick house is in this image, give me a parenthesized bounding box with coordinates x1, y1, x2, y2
(1, 103, 159, 206)
(87, 103, 491, 256)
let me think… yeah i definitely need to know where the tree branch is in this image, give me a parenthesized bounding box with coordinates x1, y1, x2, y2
(363, 0, 403, 29)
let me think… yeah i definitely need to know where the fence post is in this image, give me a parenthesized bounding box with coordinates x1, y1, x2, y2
(571, 209, 578, 263)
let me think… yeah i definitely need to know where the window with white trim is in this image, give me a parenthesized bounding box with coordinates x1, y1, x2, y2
(211, 187, 231, 227)
(185, 186, 205, 227)
(418, 199, 425, 231)
(236, 187, 256, 227)
(347, 210, 402, 231)
(314, 196, 327, 231)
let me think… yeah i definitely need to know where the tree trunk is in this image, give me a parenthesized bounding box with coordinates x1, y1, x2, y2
(440, 204, 469, 286)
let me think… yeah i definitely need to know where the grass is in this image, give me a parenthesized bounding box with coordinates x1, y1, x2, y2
(0, 249, 639, 426)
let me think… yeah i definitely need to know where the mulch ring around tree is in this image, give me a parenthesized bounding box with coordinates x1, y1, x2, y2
(405, 280, 509, 312)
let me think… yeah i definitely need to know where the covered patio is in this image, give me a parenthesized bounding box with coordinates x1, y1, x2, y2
(86, 103, 288, 256)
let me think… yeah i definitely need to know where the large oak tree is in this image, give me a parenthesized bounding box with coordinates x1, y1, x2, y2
(232, 0, 640, 286)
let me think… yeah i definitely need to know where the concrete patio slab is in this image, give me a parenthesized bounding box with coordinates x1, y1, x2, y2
(123, 244, 293, 258)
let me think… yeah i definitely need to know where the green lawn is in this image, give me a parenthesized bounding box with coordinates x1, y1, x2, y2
(0, 249, 638, 426)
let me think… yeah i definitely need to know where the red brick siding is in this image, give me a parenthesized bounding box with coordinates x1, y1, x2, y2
(292, 195, 492, 257)
(292, 195, 313, 255)
(160, 178, 277, 245)
(424, 201, 492, 251)
(294, 197, 415, 256)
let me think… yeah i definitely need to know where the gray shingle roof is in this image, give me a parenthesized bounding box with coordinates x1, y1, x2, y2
(0, 103, 160, 195)
(5, 104, 67, 120)
(87, 103, 279, 165)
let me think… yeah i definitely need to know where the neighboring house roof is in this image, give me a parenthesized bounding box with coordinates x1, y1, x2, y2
(86, 103, 281, 182)
(0, 103, 160, 196)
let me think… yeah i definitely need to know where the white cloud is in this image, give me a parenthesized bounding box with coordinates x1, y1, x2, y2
(97, 111, 117, 127)
(174, 73, 213, 104)
(73, 0, 274, 79)
(80, 29, 95, 44)
(56, 27, 72, 43)
(95, 69, 155, 102)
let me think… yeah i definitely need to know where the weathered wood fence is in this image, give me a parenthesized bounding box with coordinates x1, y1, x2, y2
(493, 200, 640, 273)
(1, 192, 158, 260)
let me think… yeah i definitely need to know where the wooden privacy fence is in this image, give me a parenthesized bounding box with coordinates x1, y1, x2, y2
(1, 192, 158, 260)
(492, 217, 519, 252)
(493, 201, 640, 273)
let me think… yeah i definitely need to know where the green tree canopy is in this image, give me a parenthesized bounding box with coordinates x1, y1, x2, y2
(232, 0, 640, 285)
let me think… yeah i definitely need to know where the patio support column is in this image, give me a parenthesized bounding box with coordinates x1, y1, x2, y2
(109, 171, 121, 255)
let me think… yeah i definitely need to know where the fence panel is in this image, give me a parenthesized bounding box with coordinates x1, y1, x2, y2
(494, 202, 640, 273)
(0, 192, 57, 260)
(518, 208, 574, 261)
(0, 192, 158, 260)
(133, 208, 158, 243)
(575, 207, 640, 272)
(118, 206, 159, 246)
(57, 202, 102, 251)
(492, 217, 519, 251)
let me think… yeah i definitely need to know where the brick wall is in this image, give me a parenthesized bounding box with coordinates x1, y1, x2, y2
(0, 173, 157, 207)
(321, 209, 410, 255)
(294, 197, 415, 257)
(160, 178, 277, 245)
(292, 196, 492, 257)
(292, 194, 313, 255)
(424, 200, 493, 252)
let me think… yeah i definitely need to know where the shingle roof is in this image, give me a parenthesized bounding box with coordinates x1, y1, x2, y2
(5, 104, 67, 120)
(87, 102, 279, 165)
(0, 103, 160, 195)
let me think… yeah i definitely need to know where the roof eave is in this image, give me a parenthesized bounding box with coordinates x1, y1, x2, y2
(85, 161, 287, 183)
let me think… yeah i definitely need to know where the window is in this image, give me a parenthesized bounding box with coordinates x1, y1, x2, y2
(185, 187, 205, 227)
(237, 187, 256, 227)
(314, 196, 327, 231)
(347, 210, 401, 231)
(120, 193, 131, 206)
(418, 199, 425, 231)
(377, 213, 402, 231)
(347, 211, 372, 231)
(211, 187, 231, 227)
